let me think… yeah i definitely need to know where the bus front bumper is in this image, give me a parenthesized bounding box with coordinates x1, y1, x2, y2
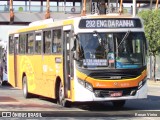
(74, 81, 147, 102)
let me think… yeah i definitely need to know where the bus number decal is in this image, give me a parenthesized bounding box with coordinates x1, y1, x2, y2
(86, 20, 96, 28)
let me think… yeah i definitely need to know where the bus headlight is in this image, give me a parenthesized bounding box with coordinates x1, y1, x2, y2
(78, 78, 85, 87)
(78, 78, 93, 92)
(138, 81, 143, 89)
(85, 82, 93, 92)
(138, 77, 147, 89)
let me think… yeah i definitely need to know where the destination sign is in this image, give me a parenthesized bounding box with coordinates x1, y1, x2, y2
(83, 59, 108, 66)
(79, 18, 142, 29)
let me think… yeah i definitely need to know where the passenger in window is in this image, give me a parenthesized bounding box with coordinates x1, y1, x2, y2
(52, 44, 57, 53)
(57, 43, 61, 53)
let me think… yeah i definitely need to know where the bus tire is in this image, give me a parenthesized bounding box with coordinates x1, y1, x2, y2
(112, 100, 126, 108)
(23, 76, 32, 98)
(57, 81, 71, 107)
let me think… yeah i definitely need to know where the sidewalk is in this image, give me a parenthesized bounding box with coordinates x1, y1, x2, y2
(147, 80, 160, 86)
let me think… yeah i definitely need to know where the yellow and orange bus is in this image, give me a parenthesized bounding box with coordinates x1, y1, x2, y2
(8, 14, 148, 107)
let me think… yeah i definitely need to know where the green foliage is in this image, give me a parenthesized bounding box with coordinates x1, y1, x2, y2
(138, 9, 160, 56)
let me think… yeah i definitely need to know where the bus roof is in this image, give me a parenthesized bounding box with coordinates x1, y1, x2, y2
(9, 14, 139, 34)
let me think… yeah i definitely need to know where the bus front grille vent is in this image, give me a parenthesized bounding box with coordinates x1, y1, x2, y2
(89, 73, 138, 80)
(94, 87, 137, 97)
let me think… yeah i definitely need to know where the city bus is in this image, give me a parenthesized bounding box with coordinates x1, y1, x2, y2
(8, 14, 148, 107)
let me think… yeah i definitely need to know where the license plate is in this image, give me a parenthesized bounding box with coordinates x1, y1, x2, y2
(109, 91, 122, 97)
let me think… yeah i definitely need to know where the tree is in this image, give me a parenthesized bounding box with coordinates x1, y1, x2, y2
(138, 9, 160, 81)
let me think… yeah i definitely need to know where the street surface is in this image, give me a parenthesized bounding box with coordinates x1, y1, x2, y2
(0, 80, 160, 119)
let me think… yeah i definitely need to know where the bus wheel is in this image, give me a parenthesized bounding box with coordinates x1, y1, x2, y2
(58, 82, 71, 107)
(23, 76, 32, 98)
(112, 100, 126, 108)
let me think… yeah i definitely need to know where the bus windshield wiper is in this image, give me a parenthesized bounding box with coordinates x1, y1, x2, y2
(117, 30, 131, 49)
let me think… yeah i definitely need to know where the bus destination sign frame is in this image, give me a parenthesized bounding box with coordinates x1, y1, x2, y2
(79, 18, 142, 29)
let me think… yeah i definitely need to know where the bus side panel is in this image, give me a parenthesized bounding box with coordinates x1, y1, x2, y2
(41, 55, 53, 97)
(16, 55, 22, 89)
(18, 55, 40, 95)
(54, 55, 64, 97)
(28, 55, 42, 95)
(41, 55, 63, 98)
(8, 55, 15, 87)
(16, 55, 32, 90)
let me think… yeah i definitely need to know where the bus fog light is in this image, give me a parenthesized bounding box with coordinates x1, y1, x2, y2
(130, 90, 136, 95)
(94, 91, 100, 97)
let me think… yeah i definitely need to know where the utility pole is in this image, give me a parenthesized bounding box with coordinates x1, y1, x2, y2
(119, 0, 123, 15)
(81, 0, 86, 16)
(45, 0, 50, 19)
(10, 0, 14, 23)
(150, 0, 153, 10)
(155, 0, 159, 10)
(133, 0, 137, 17)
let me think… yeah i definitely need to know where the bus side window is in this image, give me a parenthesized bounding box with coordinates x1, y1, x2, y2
(35, 32, 42, 54)
(52, 44, 57, 53)
(52, 31, 57, 53)
(27, 33, 34, 54)
(15, 37, 19, 54)
(19, 34, 26, 54)
(52, 29, 62, 53)
(44, 30, 51, 54)
(9, 36, 14, 54)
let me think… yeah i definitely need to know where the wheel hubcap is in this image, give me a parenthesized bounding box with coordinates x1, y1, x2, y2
(59, 83, 64, 104)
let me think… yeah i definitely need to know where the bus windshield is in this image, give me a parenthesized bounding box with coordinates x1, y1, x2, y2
(76, 32, 146, 69)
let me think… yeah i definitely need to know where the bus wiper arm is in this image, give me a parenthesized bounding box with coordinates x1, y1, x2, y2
(117, 30, 131, 49)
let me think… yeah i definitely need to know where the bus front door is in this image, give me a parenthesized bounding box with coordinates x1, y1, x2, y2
(63, 30, 73, 99)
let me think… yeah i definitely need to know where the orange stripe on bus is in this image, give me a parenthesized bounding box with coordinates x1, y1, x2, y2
(76, 70, 147, 89)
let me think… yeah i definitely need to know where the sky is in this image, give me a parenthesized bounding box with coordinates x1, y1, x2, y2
(0, 25, 26, 42)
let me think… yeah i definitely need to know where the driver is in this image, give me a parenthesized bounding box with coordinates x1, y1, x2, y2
(84, 36, 99, 59)
(86, 36, 98, 49)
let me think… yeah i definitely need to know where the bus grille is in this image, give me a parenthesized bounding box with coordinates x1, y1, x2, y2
(94, 87, 137, 97)
(89, 72, 139, 79)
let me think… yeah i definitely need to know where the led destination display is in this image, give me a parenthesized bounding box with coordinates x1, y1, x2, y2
(79, 18, 142, 28)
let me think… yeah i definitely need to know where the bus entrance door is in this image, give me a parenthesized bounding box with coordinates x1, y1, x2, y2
(63, 30, 73, 99)
(14, 35, 19, 87)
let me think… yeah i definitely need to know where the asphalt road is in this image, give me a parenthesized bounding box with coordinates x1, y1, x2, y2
(0, 81, 160, 119)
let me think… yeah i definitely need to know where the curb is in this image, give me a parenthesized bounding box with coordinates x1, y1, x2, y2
(147, 80, 160, 86)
